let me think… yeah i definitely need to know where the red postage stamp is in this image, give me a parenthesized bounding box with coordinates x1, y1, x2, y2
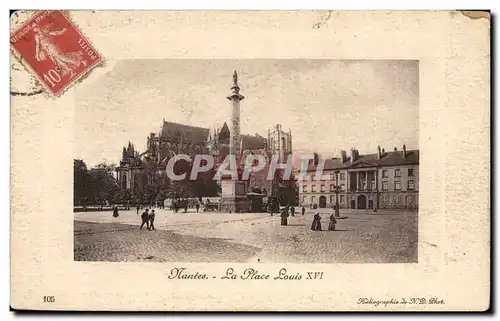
(10, 10, 103, 96)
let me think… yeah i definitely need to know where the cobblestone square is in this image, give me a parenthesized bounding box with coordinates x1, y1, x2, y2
(75, 208, 418, 263)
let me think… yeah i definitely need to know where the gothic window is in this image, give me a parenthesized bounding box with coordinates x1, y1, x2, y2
(121, 174, 127, 189)
(133, 174, 141, 191)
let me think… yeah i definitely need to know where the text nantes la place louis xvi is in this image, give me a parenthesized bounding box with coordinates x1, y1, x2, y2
(168, 267, 324, 281)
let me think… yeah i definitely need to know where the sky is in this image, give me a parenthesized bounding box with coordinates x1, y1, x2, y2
(75, 59, 419, 167)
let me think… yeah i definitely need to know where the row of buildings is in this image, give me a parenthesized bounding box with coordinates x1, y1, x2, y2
(298, 145, 419, 210)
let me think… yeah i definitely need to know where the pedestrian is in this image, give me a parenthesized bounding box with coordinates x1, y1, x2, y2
(290, 205, 295, 217)
(112, 205, 119, 218)
(140, 209, 150, 230)
(148, 209, 156, 231)
(196, 202, 200, 213)
(311, 212, 322, 231)
(328, 213, 337, 231)
(136, 205, 140, 215)
(280, 208, 289, 226)
(301, 206, 305, 216)
(184, 201, 188, 213)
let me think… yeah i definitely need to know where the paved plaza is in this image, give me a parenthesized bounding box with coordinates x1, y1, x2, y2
(74, 207, 418, 263)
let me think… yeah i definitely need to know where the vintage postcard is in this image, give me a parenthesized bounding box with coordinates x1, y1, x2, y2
(10, 10, 490, 311)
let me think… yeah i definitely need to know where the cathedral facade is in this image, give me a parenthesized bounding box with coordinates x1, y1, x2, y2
(116, 120, 293, 196)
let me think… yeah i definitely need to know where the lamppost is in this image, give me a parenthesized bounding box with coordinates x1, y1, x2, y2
(335, 170, 340, 217)
(333, 170, 341, 217)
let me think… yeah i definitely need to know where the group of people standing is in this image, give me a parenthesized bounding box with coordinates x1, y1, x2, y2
(139, 208, 156, 231)
(310, 213, 337, 231)
(279, 205, 306, 226)
(279, 205, 339, 232)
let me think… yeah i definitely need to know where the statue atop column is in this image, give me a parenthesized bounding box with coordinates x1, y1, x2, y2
(233, 70, 238, 87)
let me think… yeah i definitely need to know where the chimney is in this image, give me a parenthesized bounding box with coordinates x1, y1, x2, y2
(350, 148, 357, 163)
(377, 145, 382, 159)
(340, 150, 347, 163)
(403, 144, 407, 158)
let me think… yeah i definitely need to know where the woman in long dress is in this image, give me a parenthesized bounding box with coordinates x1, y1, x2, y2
(328, 214, 337, 231)
(311, 213, 322, 231)
(112, 206, 119, 218)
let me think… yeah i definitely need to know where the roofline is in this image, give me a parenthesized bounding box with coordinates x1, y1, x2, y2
(301, 162, 420, 172)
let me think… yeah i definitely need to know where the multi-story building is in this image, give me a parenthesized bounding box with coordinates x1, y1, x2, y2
(299, 145, 419, 210)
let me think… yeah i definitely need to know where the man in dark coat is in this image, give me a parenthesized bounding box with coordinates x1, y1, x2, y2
(280, 207, 289, 226)
(290, 205, 295, 216)
(148, 209, 156, 231)
(140, 209, 150, 230)
(301, 206, 306, 216)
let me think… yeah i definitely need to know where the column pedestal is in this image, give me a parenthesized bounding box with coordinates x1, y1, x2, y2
(219, 179, 250, 213)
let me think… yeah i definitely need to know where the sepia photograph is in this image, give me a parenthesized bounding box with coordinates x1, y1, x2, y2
(73, 59, 419, 263)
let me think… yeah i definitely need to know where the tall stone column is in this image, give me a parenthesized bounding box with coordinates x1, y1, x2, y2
(220, 71, 250, 213)
(227, 71, 244, 157)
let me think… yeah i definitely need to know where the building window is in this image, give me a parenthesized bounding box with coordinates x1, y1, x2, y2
(330, 195, 335, 203)
(382, 170, 388, 178)
(395, 169, 401, 177)
(382, 181, 388, 191)
(311, 185, 316, 192)
(371, 181, 376, 190)
(340, 173, 346, 180)
(394, 195, 401, 204)
(408, 180, 415, 190)
(320, 185, 325, 192)
(408, 168, 414, 177)
(340, 184, 345, 191)
(340, 195, 345, 203)
(302, 185, 307, 192)
(302, 196, 307, 204)
(330, 184, 334, 192)
(311, 196, 316, 203)
(383, 195, 389, 204)
(395, 181, 401, 190)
